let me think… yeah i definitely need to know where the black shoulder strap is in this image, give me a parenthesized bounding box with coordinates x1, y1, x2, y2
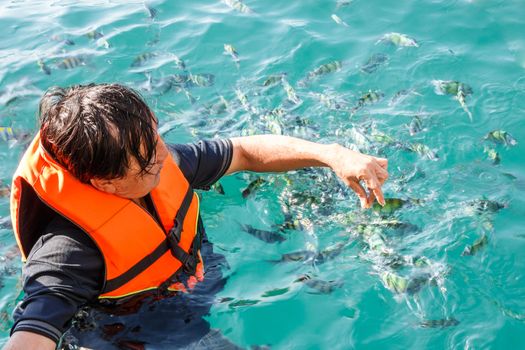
(103, 187, 201, 294)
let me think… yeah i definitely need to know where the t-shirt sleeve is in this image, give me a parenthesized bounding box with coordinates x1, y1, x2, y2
(167, 139, 233, 189)
(10, 217, 104, 344)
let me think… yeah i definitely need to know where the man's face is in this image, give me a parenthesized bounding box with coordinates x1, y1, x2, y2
(96, 136, 169, 200)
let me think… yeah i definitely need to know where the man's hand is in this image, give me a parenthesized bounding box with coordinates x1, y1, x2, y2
(227, 135, 388, 208)
(327, 144, 388, 209)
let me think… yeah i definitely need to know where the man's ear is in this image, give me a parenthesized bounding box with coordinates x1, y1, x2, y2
(90, 178, 116, 194)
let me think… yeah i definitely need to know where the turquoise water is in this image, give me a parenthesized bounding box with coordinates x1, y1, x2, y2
(1, 0, 525, 348)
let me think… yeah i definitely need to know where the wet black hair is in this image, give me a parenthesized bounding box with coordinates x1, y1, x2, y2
(39, 83, 158, 183)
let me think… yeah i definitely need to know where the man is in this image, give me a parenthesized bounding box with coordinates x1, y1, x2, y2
(5, 83, 387, 349)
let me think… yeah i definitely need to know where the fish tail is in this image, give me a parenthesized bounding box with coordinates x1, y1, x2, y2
(457, 93, 473, 121)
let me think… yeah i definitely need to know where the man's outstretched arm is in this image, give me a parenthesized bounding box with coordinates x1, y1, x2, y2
(226, 135, 388, 209)
(4, 331, 56, 350)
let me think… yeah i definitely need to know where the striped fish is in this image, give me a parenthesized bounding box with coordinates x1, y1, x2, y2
(144, 4, 158, 19)
(240, 224, 286, 243)
(0, 127, 17, 142)
(56, 56, 85, 69)
(307, 61, 342, 80)
(461, 234, 488, 256)
(173, 55, 186, 70)
(86, 30, 104, 40)
(377, 32, 418, 47)
(222, 0, 252, 14)
(420, 317, 459, 328)
(360, 53, 388, 74)
(281, 79, 301, 104)
(484, 130, 517, 146)
(296, 275, 343, 294)
(224, 44, 240, 65)
(37, 60, 51, 75)
(408, 143, 439, 161)
(131, 52, 156, 67)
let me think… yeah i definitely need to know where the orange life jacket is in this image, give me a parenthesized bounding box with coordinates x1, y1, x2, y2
(10, 133, 204, 299)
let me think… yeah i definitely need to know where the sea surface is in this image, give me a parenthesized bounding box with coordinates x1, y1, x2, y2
(1, 0, 525, 349)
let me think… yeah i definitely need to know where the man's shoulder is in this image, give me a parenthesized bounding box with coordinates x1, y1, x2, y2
(27, 213, 101, 260)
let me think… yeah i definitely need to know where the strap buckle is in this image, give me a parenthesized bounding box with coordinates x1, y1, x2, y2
(167, 218, 182, 245)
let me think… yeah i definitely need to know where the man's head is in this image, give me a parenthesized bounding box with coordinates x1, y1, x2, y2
(39, 83, 168, 199)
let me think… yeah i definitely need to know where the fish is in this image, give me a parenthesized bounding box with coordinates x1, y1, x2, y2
(50, 35, 75, 46)
(277, 216, 309, 231)
(296, 275, 343, 294)
(483, 146, 500, 165)
(484, 130, 517, 146)
(281, 79, 301, 104)
(335, 0, 352, 10)
(389, 89, 421, 106)
(263, 73, 286, 87)
(331, 14, 349, 27)
(462, 234, 488, 256)
(37, 60, 51, 75)
(372, 198, 407, 216)
(377, 32, 418, 47)
(351, 90, 384, 115)
(433, 80, 473, 96)
(144, 3, 158, 19)
(131, 52, 156, 67)
(380, 271, 430, 294)
(224, 44, 240, 65)
(404, 255, 431, 268)
(306, 61, 342, 81)
(432, 80, 473, 121)
(222, 0, 253, 14)
(210, 182, 225, 195)
(173, 55, 186, 70)
(420, 317, 460, 328)
(85, 30, 109, 48)
(240, 224, 286, 243)
(408, 143, 439, 160)
(56, 56, 85, 69)
(467, 199, 506, 214)
(202, 95, 229, 115)
(235, 89, 258, 114)
(242, 178, 267, 198)
(97, 37, 111, 49)
(408, 115, 423, 136)
(262, 113, 284, 135)
(360, 53, 388, 74)
(370, 131, 399, 146)
(309, 92, 342, 110)
(0, 127, 18, 142)
(86, 30, 104, 40)
(269, 250, 317, 263)
(229, 299, 259, 308)
(261, 287, 289, 298)
(189, 73, 215, 87)
(316, 242, 347, 262)
(379, 271, 408, 294)
(168, 74, 215, 88)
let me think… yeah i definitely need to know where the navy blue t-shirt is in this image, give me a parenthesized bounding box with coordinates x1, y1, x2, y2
(11, 139, 233, 343)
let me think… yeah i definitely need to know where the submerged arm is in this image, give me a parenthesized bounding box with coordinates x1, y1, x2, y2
(226, 135, 388, 208)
